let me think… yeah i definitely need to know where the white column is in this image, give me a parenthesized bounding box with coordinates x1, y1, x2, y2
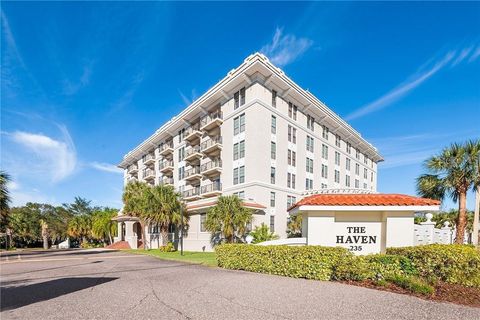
(125, 221, 138, 249)
(420, 213, 435, 245)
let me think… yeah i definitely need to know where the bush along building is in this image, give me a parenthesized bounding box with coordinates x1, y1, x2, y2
(115, 52, 386, 252)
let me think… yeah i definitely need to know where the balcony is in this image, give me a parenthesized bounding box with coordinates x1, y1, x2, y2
(127, 164, 138, 174)
(184, 145, 203, 162)
(127, 176, 138, 183)
(142, 168, 156, 181)
(182, 186, 202, 201)
(184, 123, 202, 142)
(200, 110, 223, 131)
(143, 153, 156, 166)
(201, 181, 222, 197)
(185, 166, 202, 181)
(160, 177, 174, 186)
(201, 136, 222, 155)
(201, 159, 222, 177)
(159, 160, 174, 173)
(159, 141, 174, 156)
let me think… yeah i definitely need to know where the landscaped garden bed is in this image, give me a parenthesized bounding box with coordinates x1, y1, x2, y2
(215, 244, 480, 307)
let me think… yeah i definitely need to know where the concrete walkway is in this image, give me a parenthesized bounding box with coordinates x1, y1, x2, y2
(1, 249, 479, 320)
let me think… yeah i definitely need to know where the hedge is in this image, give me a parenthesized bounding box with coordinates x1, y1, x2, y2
(215, 244, 351, 281)
(387, 244, 480, 287)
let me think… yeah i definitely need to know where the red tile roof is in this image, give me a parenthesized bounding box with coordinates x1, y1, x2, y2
(289, 193, 440, 211)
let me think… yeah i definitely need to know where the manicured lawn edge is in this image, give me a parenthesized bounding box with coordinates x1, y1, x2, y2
(125, 249, 218, 267)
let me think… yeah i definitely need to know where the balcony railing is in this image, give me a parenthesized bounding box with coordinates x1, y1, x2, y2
(201, 181, 222, 195)
(159, 141, 174, 155)
(182, 186, 201, 199)
(159, 160, 174, 170)
(143, 153, 156, 165)
(127, 164, 138, 173)
(142, 168, 155, 180)
(200, 110, 223, 131)
(201, 159, 222, 174)
(185, 145, 202, 161)
(185, 166, 201, 179)
(200, 136, 222, 153)
(160, 177, 174, 185)
(184, 123, 202, 141)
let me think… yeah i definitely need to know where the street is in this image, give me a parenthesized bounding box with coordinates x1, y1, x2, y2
(1, 249, 479, 320)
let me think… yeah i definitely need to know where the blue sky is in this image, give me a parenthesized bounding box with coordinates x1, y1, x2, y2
(1, 2, 479, 210)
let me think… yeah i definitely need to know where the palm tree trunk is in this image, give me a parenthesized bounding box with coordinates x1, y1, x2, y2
(43, 235, 49, 250)
(456, 191, 467, 244)
(161, 226, 168, 247)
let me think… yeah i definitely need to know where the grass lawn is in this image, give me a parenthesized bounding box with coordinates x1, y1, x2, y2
(126, 249, 217, 267)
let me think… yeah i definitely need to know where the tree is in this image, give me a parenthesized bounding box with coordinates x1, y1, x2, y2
(205, 195, 253, 244)
(40, 219, 49, 249)
(417, 140, 480, 244)
(1, 171, 12, 247)
(63, 197, 96, 216)
(142, 184, 186, 247)
(91, 208, 118, 245)
(67, 215, 92, 243)
(286, 215, 303, 238)
(122, 181, 149, 248)
(249, 223, 279, 244)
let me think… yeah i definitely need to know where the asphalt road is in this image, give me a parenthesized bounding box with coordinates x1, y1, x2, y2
(1, 249, 479, 320)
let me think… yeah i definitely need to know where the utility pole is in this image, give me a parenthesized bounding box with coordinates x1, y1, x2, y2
(473, 187, 479, 246)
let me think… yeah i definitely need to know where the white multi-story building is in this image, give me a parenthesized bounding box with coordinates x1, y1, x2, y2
(116, 53, 383, 251)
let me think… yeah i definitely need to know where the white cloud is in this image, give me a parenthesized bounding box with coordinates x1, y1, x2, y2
(62, 63, 93, 95)
(346, 43, 480, 121)
(261, 27, 313, 67)
(90, 162, 122, 174)
(9, 125, 77, 182)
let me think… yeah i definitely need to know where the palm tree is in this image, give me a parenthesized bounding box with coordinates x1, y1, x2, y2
(0, 171, 11, 226)
(142, 184, 186, 247)
(417, 140, 480, 244)
(205, 195, 253, 244)
(40, 219, 49, 249)
(91, 208, 118, 245)
(67, 215, 91, 244)
(286, 215, 303, 238)
(250, 223, 279, 244)
(122, 181, 149, 248)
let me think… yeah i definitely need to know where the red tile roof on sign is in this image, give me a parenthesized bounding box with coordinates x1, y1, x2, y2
(289, 193, 440, 211)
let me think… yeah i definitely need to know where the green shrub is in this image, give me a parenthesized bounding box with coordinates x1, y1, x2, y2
(332, 255, 373, 281)
(386, 275, 434, 295)
(216, 244, 351, 281)
(387, 244, 480, 287)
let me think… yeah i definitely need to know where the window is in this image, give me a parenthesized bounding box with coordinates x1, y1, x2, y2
(288, 102, 297, 120)
(321, 164, 328, 179)
(346, 142, 352, 154)
(306, 178, 313, 190)
(272, 90, 277, 108)
(270, 215, 275, 232)
(364, 155, 369, 165)
(287, 150, 296, 167)
(287, 173, 291, 188)
(334, 170, 340, 183)
(233, 113, 245, 135)
(355, 163, 360, 175)
(345, 175, 351, 187)
(356, 149, 360, 160)
(335, 151, 340, 166)
(234, 87, 246, 109)
(270, 167, 276, 184)
(322, 126, 329, 140)
(322, 144, 329, 159)
(307, 115, 315, 131)
(306, 158, 313, 173)
(233, 140, 245, 160)
(233, 166, 245, 185)
(271, 142, 276, 159)
(292, 173, 296, 189)
(355, 179, 360, 188)
(288, 125, 297, 143)
(270, 192, 276, 207)
(233, 191, 245, 199)
(363, 183, 367, 189)
(271, 115, 276, 134)
(178, 166, 185, 180)
(178, 146, 185, 161)
(335, 134, 341, 147)
(371, 172, 374, 182)
(321, 183, 327, 189)
(346, 158, 351, 171)
(178, 128, 185, 142)
(364, 168, 368, 179)
(306, 136, 314, 152)
(200, 214, 207, 232)
(287, 195, 297, 208)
